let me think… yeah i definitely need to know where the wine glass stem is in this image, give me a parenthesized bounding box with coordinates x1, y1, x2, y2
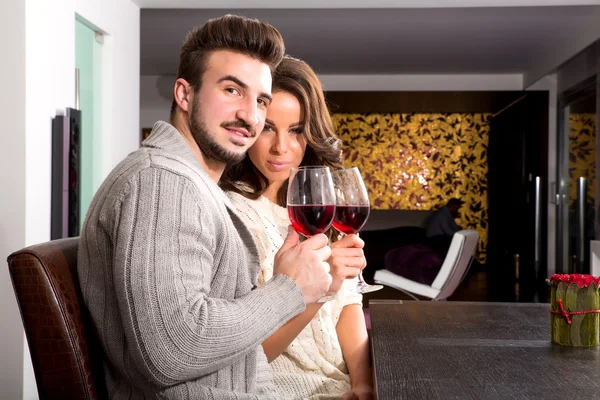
(357, 271, 367, 285)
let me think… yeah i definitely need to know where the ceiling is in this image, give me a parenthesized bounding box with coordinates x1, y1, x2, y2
(135, 0, 600, 9)
(140, 6, 600, 76)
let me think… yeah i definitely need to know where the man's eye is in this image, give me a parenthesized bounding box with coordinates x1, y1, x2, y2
(258, 98, 268, 107)
(226, 88, 239, 95)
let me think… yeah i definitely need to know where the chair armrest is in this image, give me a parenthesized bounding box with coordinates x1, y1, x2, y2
(373, 269, 440, 299)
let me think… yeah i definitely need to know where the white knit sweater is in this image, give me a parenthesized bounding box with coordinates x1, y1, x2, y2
(227, 193, 363, 400)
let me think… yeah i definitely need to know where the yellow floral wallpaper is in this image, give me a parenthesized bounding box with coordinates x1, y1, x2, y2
(332, 113, 491, 263)
(568, 113, 596, 204)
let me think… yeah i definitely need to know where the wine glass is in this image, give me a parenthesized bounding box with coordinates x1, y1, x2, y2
(332, 167, 383, 294)
(287, 166, 337, 302)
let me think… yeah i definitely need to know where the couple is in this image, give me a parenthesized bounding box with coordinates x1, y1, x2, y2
(78, 14, 372, 400)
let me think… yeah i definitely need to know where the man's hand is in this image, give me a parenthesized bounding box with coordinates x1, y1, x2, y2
(327, 234, 366, 294)
(273, 226, 332, 304)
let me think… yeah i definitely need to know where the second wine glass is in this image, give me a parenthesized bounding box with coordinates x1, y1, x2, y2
(332, 167, 383, 295)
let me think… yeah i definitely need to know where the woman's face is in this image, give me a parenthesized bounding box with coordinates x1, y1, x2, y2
(248, 90, 307, 186)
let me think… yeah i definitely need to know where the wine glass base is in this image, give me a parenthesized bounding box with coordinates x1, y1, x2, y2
(354, 283, 384, 295)
(316, 292, 339, 303)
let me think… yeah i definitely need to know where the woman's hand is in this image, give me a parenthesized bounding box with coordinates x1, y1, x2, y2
(327, 234, 366, 294)
(340, 384, 375, 400)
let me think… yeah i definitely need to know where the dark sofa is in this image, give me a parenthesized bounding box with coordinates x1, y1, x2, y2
(360, 210, 433, 281)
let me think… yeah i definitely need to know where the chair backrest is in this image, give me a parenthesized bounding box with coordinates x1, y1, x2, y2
(6, 237, 106, 399)
(431, 230, 480, 300)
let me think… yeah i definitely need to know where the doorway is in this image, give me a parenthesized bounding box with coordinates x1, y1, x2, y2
(75, 18, 103, 227)
(486, 92, 549, 302)
(556, 78, 597, 274)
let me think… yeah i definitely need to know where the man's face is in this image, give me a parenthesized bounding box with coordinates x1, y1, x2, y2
(188, 50, 273, 165)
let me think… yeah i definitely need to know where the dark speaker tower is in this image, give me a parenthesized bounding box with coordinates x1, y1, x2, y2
(51, 108, 81, 239)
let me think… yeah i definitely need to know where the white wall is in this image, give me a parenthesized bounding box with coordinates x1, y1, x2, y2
(0, 0, 140, 398)
(140, 73, 524, 127)
(25, 0, 76, 261)
(0, 0, 26, 398)
(526, 74, 558, 279)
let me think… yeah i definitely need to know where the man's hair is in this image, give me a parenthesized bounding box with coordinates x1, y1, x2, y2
(170, 14, 285, 119)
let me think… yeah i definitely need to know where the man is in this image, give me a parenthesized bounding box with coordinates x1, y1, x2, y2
(426, 198, 464, 257)
(78, 15, 332, 399)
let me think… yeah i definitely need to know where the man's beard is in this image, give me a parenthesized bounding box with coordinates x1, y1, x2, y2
(189, 97, 256, 166)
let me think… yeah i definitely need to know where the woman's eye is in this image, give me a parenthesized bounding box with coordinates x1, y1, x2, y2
(263, 125, 274, 132)
(290, 128, 304, 135)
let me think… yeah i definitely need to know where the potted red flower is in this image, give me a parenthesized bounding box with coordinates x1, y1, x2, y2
(549, 274, 600, 347)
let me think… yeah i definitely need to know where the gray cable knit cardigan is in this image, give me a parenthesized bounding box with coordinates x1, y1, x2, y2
(77, 121, 305, 399)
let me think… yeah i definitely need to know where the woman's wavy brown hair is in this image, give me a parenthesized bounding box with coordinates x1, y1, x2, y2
(220, 55, 343, 208)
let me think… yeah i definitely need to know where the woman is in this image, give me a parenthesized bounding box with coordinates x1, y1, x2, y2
(221, 56, 373, 400)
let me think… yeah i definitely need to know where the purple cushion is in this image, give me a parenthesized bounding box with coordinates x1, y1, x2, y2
(384, 244, 443, 286)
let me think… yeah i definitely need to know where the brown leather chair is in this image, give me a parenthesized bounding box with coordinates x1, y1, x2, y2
(7, 237, 107, 399)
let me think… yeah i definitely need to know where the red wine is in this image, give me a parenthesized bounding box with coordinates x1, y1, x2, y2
(288, 204, 335, 237)
(332, 205, 370, 234)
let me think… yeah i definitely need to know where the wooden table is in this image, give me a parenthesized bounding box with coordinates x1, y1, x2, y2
(369, 300, 600, 400)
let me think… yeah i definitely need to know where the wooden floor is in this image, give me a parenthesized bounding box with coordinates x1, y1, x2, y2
(362, 270, 488, 307)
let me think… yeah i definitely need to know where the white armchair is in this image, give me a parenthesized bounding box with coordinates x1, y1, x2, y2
(373, 230, 479, 301)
